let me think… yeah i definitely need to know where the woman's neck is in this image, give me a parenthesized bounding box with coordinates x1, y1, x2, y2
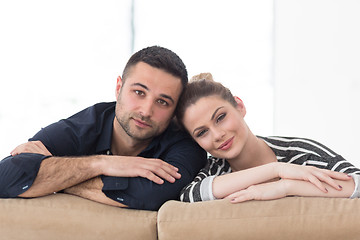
(228, 134, 277, 172)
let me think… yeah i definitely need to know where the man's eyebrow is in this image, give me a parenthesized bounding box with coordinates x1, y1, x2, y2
(131, 82, 149, 90)
(159, 94, 175, 104)
(192, 106, 224, 135)
(131, 82, 175, 104)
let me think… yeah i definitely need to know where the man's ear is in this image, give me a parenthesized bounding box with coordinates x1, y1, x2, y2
(234, 96, 246, 117)
(115, 76, 123, 99)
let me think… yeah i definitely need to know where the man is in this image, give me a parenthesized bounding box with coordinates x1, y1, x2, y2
(0, 46, 207, 211)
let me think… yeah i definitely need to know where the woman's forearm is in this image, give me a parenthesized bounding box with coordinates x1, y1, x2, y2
(212, 162, 279, 199)
(212, 162, 352, 199)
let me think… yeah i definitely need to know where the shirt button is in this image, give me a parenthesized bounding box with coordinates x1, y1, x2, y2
(106, 150, 110, 155)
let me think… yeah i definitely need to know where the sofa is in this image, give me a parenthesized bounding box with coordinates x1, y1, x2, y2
(1, 193, 360, 240)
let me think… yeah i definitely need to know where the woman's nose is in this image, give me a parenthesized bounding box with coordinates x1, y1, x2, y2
(213, 128, 226, 142)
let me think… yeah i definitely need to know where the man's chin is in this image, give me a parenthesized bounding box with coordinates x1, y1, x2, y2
(127, 129, 159, 141)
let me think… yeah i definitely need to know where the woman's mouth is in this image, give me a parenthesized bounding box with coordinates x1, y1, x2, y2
(218, 137, 234, 150)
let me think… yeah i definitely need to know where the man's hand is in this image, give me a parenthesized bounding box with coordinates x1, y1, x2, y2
(10, 141, 180, 185)
(12, 140, 181, 199)
(11, 141, 52, 156)
(99, 156, 182, 185)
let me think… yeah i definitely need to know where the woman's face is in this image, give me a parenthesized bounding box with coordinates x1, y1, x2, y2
(182, 95, 249, 160)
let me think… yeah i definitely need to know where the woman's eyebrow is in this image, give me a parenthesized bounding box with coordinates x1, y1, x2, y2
(192, 126, 204, 135)
(211, 106, 225, 120)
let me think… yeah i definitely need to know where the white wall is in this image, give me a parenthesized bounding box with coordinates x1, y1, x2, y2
(0, 0, 132, 156)
(274, 0, 360, 166)
(2, 0, 357, 168)
(0, 1, 273, 158)
(133, 0, 274, 136)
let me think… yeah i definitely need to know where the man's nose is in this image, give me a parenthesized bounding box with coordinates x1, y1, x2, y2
(139, 99, 153, 117)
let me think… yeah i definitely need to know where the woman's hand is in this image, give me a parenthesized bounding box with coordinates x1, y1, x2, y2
(226, 176, 355, 203)
(274, 162, 352, 193)
(225, 180, 287, 203)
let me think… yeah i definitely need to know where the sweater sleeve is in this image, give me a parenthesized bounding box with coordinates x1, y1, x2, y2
(180, 157, 231, 202)
(350, 174, 360, 198)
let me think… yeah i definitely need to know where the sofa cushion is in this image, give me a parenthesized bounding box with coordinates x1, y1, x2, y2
(0, 193, 157, 240)
(157, 197, 360, 240)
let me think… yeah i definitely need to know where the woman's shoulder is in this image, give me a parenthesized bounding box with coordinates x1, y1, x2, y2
(204, 155, 232, 175)
(258, 135, 339, 157)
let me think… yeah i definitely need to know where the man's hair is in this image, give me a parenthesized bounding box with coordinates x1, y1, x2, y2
(122, 46, 188, 90)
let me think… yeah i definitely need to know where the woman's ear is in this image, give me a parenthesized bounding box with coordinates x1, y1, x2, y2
(234, 96, 246, 117)
(115, 76, 123, 99)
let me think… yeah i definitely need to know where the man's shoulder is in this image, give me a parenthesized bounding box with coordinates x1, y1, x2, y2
(147, 120, 200, 155)
(160, 120, 191, 142)
(68, 102, 116, 120)
(30, 102, 116, 155)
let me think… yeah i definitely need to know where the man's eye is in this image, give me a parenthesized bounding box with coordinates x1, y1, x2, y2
(157, 99, 169, 106)
(216, 113, 226, 123)
(135, 90, 145, 96)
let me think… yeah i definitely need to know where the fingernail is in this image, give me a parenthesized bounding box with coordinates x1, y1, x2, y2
(339, 185, 343, 189)
(325, 188, 328, 193)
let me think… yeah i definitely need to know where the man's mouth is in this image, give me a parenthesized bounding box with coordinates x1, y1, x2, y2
(218, 137, 234, 150)
(132, 118, 152, 128)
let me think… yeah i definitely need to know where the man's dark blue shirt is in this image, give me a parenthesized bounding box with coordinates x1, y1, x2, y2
(0, 102, 207, 210)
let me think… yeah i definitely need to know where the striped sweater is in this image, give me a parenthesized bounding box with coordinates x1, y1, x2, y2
(180, 136, 360, 202)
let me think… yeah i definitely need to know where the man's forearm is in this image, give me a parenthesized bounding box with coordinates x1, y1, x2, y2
(19, 155, 103, 198)
(64, 177, 127, 207)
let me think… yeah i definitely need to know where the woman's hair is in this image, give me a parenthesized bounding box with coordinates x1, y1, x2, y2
(176, 73, 237, 126)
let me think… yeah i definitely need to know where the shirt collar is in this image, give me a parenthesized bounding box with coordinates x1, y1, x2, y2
(95, 106, 178, 157)
(95, 107, 115, 154)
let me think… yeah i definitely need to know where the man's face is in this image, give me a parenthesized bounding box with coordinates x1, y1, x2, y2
(115, 62, 182, 141)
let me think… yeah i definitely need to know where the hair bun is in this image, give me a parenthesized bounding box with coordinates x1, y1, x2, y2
(190, 72, 214, 82)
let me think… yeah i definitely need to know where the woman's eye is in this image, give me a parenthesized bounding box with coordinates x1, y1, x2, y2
(196, 129, 208, 138)
(216, 113, 226, 123)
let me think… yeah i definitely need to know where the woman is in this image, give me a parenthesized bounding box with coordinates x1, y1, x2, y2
(176, 73, 360, 203)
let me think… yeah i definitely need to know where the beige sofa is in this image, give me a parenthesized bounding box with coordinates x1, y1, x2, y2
(1, 193, 360, 240)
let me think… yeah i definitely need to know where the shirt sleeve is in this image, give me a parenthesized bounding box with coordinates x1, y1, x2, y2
(0, 153, 50, 197)
(180, 157, 231, 202)
(101, 138, 207, 211)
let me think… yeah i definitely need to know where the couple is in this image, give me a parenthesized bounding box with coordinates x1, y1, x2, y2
(0, 46, 359, 211)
